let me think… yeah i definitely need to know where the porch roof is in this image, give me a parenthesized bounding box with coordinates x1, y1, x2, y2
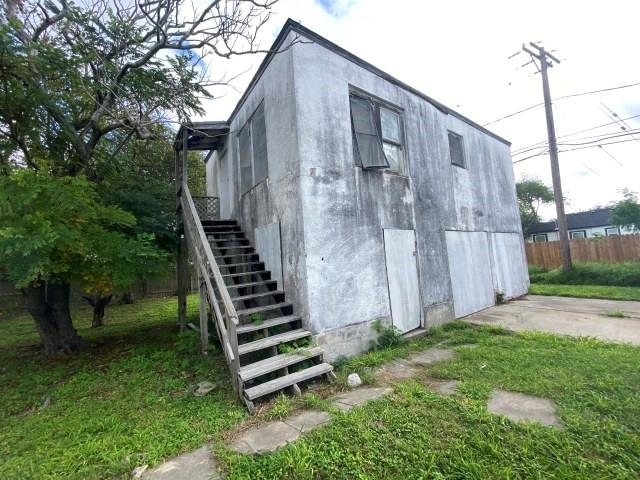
(174, 121, 229, 151)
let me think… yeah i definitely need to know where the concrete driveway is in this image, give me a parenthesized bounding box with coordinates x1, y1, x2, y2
(466, 295, 640, 346)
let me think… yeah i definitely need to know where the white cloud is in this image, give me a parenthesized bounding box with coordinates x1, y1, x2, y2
(196, 0, 640, 218)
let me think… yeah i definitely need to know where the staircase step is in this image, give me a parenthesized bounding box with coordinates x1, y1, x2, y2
(211, 245, 254, 251)
(226, 279, 277, 291)
(222, 270, 269, 279)
(202, 220, 237, 227)
(239, 347, 323, 381)
(226, 290, 284, 303)
(203, 226, 241, 233)
(237, 302, 292, 319)
(244, 363, 333, 401)
(218, 261, 263, 269)
(236, 314, 300, 334)
(215, 253, 259, 261)
(238, 328, 310, 355)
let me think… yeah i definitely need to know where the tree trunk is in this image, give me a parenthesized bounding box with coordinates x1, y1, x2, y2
(83, 293, 113, 328)
(22, 283, 63, 355)
(46, 282, 83, 352)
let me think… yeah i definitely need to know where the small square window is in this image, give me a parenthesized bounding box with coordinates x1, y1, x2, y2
(380, 107, 401, 144)
(569, 230, 587, 239)
(448, 131, 466, 168)
(533, 233, 548, 243)
(605, 227, 619, 236)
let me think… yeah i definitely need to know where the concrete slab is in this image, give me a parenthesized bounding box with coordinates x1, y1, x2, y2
(487, 389, 562, 428)
(230, 421, 300, 454)
(284, 410, 331, 433)
(376, 359, 418, 382)
(409, 348, 454, 365)
(142, 445, 219, 480)
(331, 387, 392, 411)
(467, 296, 640, 345)
(424, 379, 459, 396)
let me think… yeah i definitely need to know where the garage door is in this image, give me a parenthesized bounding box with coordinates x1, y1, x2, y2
(445, 231, 495, 318)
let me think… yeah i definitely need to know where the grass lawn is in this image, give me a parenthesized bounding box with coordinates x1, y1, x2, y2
(0, 295, 245, 479)
(529, 283, 640, 301)
(2, 298, 639, 479)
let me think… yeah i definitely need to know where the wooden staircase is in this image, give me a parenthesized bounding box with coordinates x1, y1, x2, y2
(201, 219, 334, 412)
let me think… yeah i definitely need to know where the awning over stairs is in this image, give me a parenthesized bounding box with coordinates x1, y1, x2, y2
(174, 121, 229, 151)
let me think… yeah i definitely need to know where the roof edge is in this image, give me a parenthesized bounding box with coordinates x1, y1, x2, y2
(227, 19, 511, 146)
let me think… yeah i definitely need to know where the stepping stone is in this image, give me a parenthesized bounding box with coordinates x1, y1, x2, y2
(331, 387, 392, 411)
(376, 359, 418, 382)
(284, 410, 331, 433)
(142, 445, 220, 480)
(230, 421, 300, 454)
(424, 379, 458, 396)
(409, 348, 454, 366)
(487, 390, 563, 428)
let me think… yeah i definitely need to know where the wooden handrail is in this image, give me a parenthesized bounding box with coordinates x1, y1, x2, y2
(180, 184, 240, 391)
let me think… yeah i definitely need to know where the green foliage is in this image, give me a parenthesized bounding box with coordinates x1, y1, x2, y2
(248, 313, 264, 325)
(516, 179, 554, 237)
(263, 394, 294, 420)
(528, 283, 640, 302)
(277, 337, 314, 355)
(604, 310, 629, 318)
(529, 262, 640, 287)
(369, 318, 404, 350)
(0, 295, 245, 479)
(611, 190, 640, 232)
(0, 170, 168, 292)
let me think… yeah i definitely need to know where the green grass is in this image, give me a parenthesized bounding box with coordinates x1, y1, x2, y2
(529, 262, 640, 287)
(215, 325, 640, 479)
(0, 295, 245, 480)
(3, 299, 640, 479)
(529, 283, 640, 301)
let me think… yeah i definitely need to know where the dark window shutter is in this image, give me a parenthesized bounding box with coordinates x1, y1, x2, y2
(251, 103, 268, 184)
(239, 125, 252, 193)
(350, 95, 389, 169)
(448, 131, 465, 168)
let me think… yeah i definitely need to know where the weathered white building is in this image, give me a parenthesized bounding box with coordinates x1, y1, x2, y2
(196, 19, 529, 360)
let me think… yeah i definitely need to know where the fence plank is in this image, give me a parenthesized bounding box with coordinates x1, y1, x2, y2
(526, 234, 640, 268)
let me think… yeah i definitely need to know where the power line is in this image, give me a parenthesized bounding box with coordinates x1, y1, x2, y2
(483, 81, 640, 127)
(512, 135, 640, 164)
(511, 113, 640, 155)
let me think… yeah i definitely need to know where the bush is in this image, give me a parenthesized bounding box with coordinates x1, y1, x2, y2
(369, 319, 404, 350)
(529, 262, 640, 287)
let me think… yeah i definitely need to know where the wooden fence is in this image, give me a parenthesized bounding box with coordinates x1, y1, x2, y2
(525, 234, 640, 269)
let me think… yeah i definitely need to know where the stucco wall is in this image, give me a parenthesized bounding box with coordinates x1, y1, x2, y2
(290, 36, 527, 340)
(215, 31, 310, 318)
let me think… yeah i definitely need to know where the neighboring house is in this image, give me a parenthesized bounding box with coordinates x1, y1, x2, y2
(527, 207, 632, 243)
(174, 20, 529, 408)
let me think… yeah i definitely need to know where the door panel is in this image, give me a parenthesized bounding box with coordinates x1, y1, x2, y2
(383, 229, 422, 333)
(489, 232, 529, 299)
(445, 230, 494, 318)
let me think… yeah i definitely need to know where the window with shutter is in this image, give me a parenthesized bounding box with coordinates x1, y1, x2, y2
(350, 95, 389, 169)
(251, 103, 268, 185)
(238, 102, 269, 195)
(448, 131, 466, 168)
(238, 124, 252, 194)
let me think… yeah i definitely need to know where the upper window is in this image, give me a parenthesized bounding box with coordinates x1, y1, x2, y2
(349, 92, 404, 173)
(238, 102, 268, 194)
(605, 227, 620, 236)
(448, 131, 466, 168)
(569, 230, 587, 239)
(533, 233, 548, 243)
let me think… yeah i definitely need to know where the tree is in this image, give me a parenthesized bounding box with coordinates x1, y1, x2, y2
(0, 0, 278, 351)
(0, 170, 168, 353)
(516, 179, 554, 238)
(611, 190, 640, 232)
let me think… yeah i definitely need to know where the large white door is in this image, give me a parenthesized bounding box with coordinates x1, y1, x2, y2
(445, 230, 495, 318)
(383, 229, 422, 333)
(489, 232, 529, 299)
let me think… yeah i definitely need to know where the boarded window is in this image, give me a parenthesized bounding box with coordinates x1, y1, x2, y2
(251, 103, 268, 185)
(448, 131, 466, 168)
(239, 125, 252, 194)
(350, 95, 389, 169)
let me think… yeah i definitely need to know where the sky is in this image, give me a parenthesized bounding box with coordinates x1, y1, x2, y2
(195, 0, 640, 220)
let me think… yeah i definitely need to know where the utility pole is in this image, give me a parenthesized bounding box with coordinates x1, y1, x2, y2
(523, 42, 572, 272)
